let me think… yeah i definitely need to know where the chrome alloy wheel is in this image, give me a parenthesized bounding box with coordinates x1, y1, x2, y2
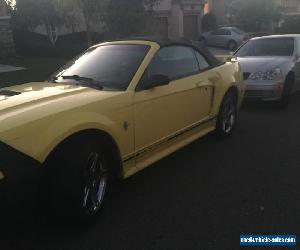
(83, 152, 107, 215)
(222, 100, 236, 134)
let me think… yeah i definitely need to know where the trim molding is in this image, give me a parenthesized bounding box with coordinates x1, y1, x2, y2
(123, 115, 216, 162)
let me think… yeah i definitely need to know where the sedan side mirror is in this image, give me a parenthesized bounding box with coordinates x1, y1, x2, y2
(143, 74, 170, 90)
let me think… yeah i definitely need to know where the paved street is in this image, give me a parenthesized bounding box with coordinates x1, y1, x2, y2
(2, 95, 300, 249)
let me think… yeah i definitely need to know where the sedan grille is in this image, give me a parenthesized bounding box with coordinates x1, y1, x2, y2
(245, 90, 274, 98)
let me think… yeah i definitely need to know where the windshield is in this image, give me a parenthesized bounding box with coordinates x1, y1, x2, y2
(54, 44, 150, 91)
(235, 38, 295, 57)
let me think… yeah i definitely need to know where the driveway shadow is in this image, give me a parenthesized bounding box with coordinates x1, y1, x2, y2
(241, 92, 300, 114)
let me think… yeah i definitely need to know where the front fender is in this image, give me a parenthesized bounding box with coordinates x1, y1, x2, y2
(211, 61, 245, 115)
(2, 109, 133, 164)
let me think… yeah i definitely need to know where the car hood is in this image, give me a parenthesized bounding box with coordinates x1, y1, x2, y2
(237, 56, 293, 74)
(0, 82, 118, 113)
(0, 81, 128, 144)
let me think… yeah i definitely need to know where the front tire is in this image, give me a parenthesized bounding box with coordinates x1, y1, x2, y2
(45, 136, 109, 222)
(278, 74, 294, 108)
(216, 91, 237, 137)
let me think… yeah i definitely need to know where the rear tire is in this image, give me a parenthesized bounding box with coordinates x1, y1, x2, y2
(44, 136, 110, 222)
(216, 91, 238, 137)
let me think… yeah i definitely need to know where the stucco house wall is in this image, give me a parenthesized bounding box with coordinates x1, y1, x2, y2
(34, 0, 205, 41)
(151, 0, 205, 39)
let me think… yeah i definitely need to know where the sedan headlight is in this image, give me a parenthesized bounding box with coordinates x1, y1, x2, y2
(249, 68, 284, 81)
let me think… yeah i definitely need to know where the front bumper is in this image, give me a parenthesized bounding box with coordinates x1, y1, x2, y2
(244, 80, 284, 101)
(0, 141, 42, 214)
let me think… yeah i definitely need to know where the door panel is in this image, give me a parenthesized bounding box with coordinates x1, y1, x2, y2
(133, 45, 217, 162)
(133, 72, 214, 154)
(209, 28, 230, 47)
(219, 30, 231, 48)
(207, 33, 217, 46)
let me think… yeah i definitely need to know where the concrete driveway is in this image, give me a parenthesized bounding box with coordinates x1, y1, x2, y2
(2, 94, 300, 250)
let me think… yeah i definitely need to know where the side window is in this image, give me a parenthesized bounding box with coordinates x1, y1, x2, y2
(211, 30, 218, 35)
(147, 46, 199, 80)
(213, 28, 227, 35)
(225, 30, 231, 35)
(194, 51, 210, 70)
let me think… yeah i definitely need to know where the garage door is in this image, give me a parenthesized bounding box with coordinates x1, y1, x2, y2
(183, 15, 199, 40)
(151, 17, 169, 38)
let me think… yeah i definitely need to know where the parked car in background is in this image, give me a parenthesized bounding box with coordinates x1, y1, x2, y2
(0, 38, 244, 221)
(235, 35, 300, 106)
(199, 27, 249, 51)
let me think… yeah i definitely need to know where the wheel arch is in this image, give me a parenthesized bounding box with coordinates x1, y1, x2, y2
(218, 85, 239, 109)
(286, 71, 295, 82)
(226, 85, 239, 101)
(44, 129, 123, 179)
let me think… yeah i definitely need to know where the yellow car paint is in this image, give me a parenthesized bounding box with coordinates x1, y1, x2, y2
(0, 40, 245, 179)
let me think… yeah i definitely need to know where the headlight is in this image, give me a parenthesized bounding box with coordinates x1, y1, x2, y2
(249, 68, 284, 81)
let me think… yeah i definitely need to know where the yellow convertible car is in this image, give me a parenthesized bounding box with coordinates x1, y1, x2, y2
(0, 38, 244, 220)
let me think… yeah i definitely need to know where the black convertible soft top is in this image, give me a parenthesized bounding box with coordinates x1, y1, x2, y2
(109, 37, 222, 67)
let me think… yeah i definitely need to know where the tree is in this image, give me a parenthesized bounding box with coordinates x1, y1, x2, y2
(104, 0, 160, 38)
(11, 0, 160, 47)
(73, 0, 106, 46)
(230, 0, 281, 32)
(4, 0, 14, 11)
(13, 0, 63, 45)
(53, 0, 81, 34)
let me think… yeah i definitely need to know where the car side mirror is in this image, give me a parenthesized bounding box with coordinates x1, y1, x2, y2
(143, 74, 170, 90)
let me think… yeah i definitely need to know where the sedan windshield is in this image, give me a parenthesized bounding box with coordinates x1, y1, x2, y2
(53, 44, 150, 91)
(235, 38, 295, 57)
